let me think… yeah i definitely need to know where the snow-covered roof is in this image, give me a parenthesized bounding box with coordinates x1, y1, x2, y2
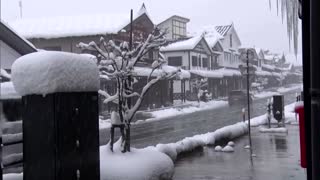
(189, 70, 223, 79)
(133, 66, 190, 79)
(261, 64, 276, 71)
(160, 36, 203, 52)
(264, 54, 275, 61)
(0, 20, 37, 53)
(255, 70, 272, 77)
(215, 24, 232, 36)
(215, 68, 242, 77)
(9, 6, 152, 39)
(0, 82, 21, 100)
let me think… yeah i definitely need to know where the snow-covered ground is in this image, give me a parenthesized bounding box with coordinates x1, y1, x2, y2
(99, 100, 228, 129)
(253, 84, 302, 99)
(100, 139, 174, 180)
(149, 100, 228, 121)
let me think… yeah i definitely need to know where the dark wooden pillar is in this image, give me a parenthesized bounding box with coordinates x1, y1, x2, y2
(0, 133, 2, 180)
(183, 80, 186, 102)
(22, 92, 100, 180)
(170, 80, 174, 104)
(180, 80, 183, 102)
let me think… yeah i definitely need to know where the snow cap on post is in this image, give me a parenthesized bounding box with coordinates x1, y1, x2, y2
(11, 51, 100, 96)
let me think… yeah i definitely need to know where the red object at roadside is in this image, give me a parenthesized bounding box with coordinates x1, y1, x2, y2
(295, 102, 307, 168)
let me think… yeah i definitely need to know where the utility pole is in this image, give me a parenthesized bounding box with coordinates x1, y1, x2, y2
(125, 9, 133, 152)
(19, 1, 23, 19)
(246, 49, 252, 156)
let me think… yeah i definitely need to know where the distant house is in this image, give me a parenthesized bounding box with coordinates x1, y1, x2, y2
(0, 21, 37, 81)
(157, 15, 190, 41)
(215, 23, 242, 69)
(160, 35, 213, 100)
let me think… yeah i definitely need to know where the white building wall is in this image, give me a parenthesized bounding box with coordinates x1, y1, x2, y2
(219, 28, 242, 69)
(189, 52, 210, 70)
(162, 51, 189, 69)
(158, 19, 173, 40)
(0, 40, 21, 69)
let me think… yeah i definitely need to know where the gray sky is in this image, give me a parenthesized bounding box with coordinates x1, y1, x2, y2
(1, 0, 302, 55)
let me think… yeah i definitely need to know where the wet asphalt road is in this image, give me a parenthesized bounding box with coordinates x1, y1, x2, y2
(102, 89, 299, 148)
(173, 125, 306, 180)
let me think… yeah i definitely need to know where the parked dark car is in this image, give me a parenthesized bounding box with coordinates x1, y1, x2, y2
(228, 90, 253, 106)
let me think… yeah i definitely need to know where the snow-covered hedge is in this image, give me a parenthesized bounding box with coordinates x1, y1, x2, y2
(11, 51, 100, 96)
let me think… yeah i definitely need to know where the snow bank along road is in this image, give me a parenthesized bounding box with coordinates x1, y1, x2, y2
(100, 88, 300, 148)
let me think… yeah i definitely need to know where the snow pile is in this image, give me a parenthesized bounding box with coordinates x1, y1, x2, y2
(100, 140, 174, 180)
(214, 145, 222, 151)
(153, 122, 248, 160)
(254, 91, 280, 99)
(160, 36, 203, 51)
(215, 68, 242, 77)
(11, 51, 100, 96)
(227, 141, 235, 147)
(259, 127, 288, 133)
(222, 145, 234, 152)
(150, 100, 228, 120)
(0, 82, 21, 100)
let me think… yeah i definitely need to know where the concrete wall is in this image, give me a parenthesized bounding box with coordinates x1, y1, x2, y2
(0, 40, 21, 69)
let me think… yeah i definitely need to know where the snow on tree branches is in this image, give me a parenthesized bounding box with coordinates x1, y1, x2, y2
(77, 28, 181, 152)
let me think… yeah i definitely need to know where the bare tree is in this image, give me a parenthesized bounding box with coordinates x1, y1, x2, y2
(78, 29, 181, 152)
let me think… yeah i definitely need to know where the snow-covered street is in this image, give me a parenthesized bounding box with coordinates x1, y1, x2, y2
(100, 87, 300, 148)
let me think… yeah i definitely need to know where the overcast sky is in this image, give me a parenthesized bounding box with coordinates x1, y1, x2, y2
(1, 0, 302, 56)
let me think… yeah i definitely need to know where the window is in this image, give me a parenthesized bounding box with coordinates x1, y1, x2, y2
(172, 19, 187, 39)
(230, 34, 233, 47)
(43, 46, 62, 51)
(192, 56, 198, 66)
(202, 58, 208, 68)
(168, 56, 182, 67)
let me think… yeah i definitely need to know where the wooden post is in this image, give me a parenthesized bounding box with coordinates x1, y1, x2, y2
(22, 92, 100, 180)
(0, 134, 2, 180)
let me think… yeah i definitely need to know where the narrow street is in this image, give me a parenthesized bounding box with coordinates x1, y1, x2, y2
(101, 88, 300, 148)
(173, 125, 306, 180)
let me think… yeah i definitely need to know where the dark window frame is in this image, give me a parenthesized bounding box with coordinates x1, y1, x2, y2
(168, 56, 183, 67)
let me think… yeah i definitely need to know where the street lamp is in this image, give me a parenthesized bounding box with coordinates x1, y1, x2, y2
(239, 48, 255, 156)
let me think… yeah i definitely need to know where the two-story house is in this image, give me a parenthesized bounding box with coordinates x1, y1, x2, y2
(160, 35, 218, 100)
